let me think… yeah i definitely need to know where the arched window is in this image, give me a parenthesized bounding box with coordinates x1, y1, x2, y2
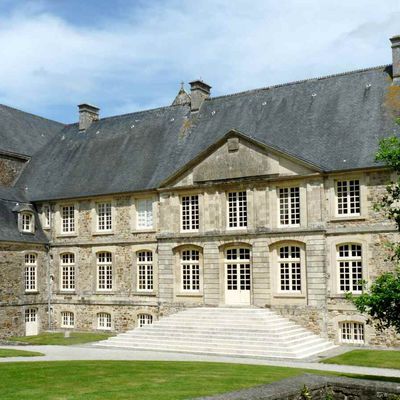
(97, 312, 111, 329)
(61, 311, 75, 328)
(138, 313, 153, 327)
(21, 212, 34, 233)
(181, 249, 200, 291)
(337, 244, 363, 293)
(278, 246, 301, 292)
(97, 252, 113, 290)
(339, 321, 364, 344)
(137, 251, 153, 291)
(60, 253, 75, 291)
(24, 253, 37, 292)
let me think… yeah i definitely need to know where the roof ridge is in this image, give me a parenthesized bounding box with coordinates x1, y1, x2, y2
(209, 64, 391, 102)
(0, 103, 64, 126)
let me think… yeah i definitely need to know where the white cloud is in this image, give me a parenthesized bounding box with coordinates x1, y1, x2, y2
(0, 0, 399, 122)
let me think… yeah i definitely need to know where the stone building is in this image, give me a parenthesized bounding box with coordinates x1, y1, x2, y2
(0, 36, 399, 351)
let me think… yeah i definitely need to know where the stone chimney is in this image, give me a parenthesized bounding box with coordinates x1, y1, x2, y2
(390, 35, 400, 84)
(78, 103, 100, 131)
(189, 80, 211, 112)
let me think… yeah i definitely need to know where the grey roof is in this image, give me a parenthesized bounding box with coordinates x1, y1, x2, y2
(12, 65, 400, 202)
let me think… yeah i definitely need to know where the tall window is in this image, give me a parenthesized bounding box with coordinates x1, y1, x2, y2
(61, 205, 75, 233)
(337, 244, 363, 293)
(181, 249, 200, 291)
(43, 205, 51, 229)
(97, 312, 111, 329)
(97, 252, 113, 290)
(228, 191, 247, 228)
(278, 246, 301, 292)
(336, 180, 360, 216)
(61, 311, 75, 328)
(61, 253, 75, 291)
(279, 187, 300, 225)
(138, 314, 153, 327)
(25, 253, 37, 292)
(137, 199, 153, 229)
(181, 195, 199, 231)
(21, 212, 34, 233)
(339, 322, 364, 344)
(137, 251, 153, 291)
(96, 202, 112, 231)
(225, 248, 251, 290)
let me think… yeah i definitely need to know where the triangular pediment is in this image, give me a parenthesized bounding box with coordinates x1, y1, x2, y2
(162, 130, 320, 187)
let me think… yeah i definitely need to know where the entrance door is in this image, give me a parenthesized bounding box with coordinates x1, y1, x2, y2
(25, 308, 38, 336)
(225, 248, 251, 305)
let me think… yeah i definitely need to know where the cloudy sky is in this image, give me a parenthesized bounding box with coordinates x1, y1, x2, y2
(0, 0, 399, 123)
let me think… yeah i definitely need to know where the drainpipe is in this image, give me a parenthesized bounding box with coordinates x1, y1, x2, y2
(45, 243, 52, 330)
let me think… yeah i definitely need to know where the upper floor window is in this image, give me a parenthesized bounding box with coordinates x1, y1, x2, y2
(137, 199, 153, 229)
(60, 253, 75, 291)
(61, 205, 75, 233)
(336, 180, 360, 216)
(21, 212, 34, 233)
(181, 249, 200, 291)
(278, 245, 301, 292)
(181, 195, 199, 231)
(337, 244, 363, 293)
(228, 191, 247, 228)
(279, 187, 300, 226)
(96, 202, 112, 231)
(61, 311, 75, 328)
(25, 253, 37, 292)
(339, 321, 364, 344)
(137, 251, 153, 291)
(97, 312, 111, 330)
(97, 252, 113, 291)
(138, 313, 153, 327)
(42, 205, 51, 229)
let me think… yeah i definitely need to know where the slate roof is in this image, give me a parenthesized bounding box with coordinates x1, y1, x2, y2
(14, 64, 399, 202)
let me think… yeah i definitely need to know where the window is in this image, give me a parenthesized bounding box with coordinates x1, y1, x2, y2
(137, 199, 153, 229)
(337, 244, 363, 293)
(43, 205, 51, 229)
(60, 253, 75, 291)
(181, 195, 199, 231)
(336, 180, 360, 216)
(61, 311, 75, 328)
(138, 313, 153, 327)
(25, 308, 37, 322)
(61, 205, 75, 233)
(96, 202, 112, 231)
(21, 212, 34, 233)
(339, 322, 365, 344)
(279, 187, 300, 225)
(24, 253, 37, 292)
(137, 251, 153, 291)
(278, 246, 301, 292)
(225, 248, 251, 290)
(97, 252, 113, 290)
(97, 312, 111, 329)
(228, 191, 247, 228)
(181, 249, 200, 291)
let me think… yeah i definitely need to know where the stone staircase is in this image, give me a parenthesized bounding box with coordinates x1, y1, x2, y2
(95, 307, 336, 359)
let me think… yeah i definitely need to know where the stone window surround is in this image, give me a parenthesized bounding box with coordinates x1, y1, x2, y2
(90, 199, 116, 235)
(96, 312, 112, 330)
(41, 204, 51, 230)
(134, 309, 156, 328)
(59, 251, 76, 292)
(19, 211, 35, 233)
(136, 249, 154, 292)
(55, 202, 79, 237)
(60, 310, 75, 328)
(92, 246, 116, 293)
(132, 244, 158, 296)
(180, 192, 202, 232)
(130, 194, 157, 232)
(332, 313, 367, 345)
(24, 252, 38, 292)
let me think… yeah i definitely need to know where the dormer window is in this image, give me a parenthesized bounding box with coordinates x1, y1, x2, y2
(21, 212, 34, 233)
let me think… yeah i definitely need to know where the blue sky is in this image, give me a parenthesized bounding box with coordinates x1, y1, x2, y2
(0, 0, 399, 123)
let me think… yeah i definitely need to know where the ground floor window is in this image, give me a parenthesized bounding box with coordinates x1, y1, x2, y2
(97, 312, 112, 330)
(181, 249, 200, 291)
(138, 313, 153, 327)
(339, 321, 365, 344)
(61, 311, 75, 328)
(25, 308, 37, 322)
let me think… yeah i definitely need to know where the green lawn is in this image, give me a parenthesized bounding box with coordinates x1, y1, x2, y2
(0, 348, 44, 358)
(7, 332, 113, 346)
(322, 349, 400, 369)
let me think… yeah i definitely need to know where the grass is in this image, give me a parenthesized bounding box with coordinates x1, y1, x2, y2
(0, 348, 44, 358)
(322, 349, 400, 369)
(7, 332, 113, 346)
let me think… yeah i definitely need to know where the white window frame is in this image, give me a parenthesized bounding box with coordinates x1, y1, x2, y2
(21, 212, 34, 233)
(278, 187, 300, 226)
(60, 253, 75, 292)
(137, 251, 153, 292)
(42, 204, 51, 229)
(181, 195, 199, 231)
(97, 312, 112, 330)
(337, 243, 363, 294)
(136, 198, 153, 230)
(96, 202, 112, 232)
(278, 245, 302, 293)
(227, 191, 247, 229)
(60, 205, 76, 234)
(24, 253, 37, 292)
(225, 247, 251, 291)
(97, 252, 113, 291)
(61, 311, 75, 328)
(336, 179, 361, 217)
(25, 308, 37, 322)
(181, 249, 201, 291)
(138, 313, 153, 327)
(339, 321, 365, 344)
